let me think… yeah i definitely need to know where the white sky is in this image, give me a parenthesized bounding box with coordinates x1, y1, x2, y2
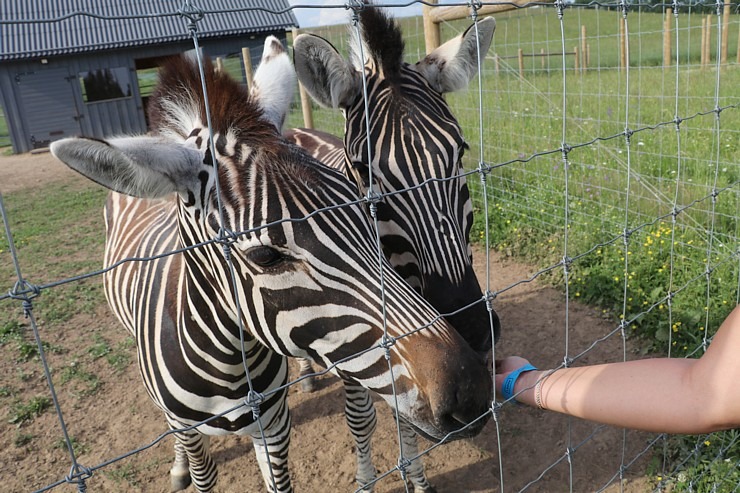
(287, 1, 424, 28)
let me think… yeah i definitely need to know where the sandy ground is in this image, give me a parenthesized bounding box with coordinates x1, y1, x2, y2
(0, 151, 656, 492)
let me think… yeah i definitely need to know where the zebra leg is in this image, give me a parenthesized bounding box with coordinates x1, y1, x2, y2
(250, 397, 292, 493)
(168, 422, 216, 493)
(170, 439, 191, 492)
(296, 357, 315, 393)
(398, 419, 436, 493)
(343, 381, 378, 491)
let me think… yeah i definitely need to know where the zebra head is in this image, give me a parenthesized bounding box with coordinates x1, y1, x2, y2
(293, 7, 500, 354)
(50, 38, 490, 441)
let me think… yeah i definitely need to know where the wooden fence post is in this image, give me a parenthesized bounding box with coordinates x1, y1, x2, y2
(707, 15, 713, 66)
(241, 47, 254, 88)
(215, 57, 224, 73)
(494, 53, 500, 75)
(737, 19, 740, 63)
(699, 17, 707, 68)
(541, 48, 546, 71)
(581, 25, 587, 72)
(423, 0, 440, 54)
(663, 8, 672, 67)
(518, 48, 524, 79)
(292, 28, 314, 129)
(721, 2, 730, 65)
(703, 15, 713, 67)
(619, 17, 627, 69)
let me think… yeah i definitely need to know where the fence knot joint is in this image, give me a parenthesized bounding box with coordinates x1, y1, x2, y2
(245, 390, 264, 419)
(554, 0, 566, 18)
(366, 189, 383, 219)
(178, 1, 204, 30)
(216, 228, 238, 261)
(10, 279, 40, 300)
(619, 0, 629, 17)
(483, 290, 497, 310)
(468, 0, 483, 19)
(624, 127, 633, 145)
(622, 228, 632, 244)
(380, 335, 396, 351)
(397, 457, 411, 479)
(66, 464, 93, 486)
(9, 280, 40, 316)
(346, 0, 364, 24)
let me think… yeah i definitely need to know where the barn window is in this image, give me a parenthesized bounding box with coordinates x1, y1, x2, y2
(79, 67, 132, 103)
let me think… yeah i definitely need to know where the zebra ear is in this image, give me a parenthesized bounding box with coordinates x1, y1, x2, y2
(50, 136, 206, 198)
(250, 35, 296, 131)
(293, 33, 361, 109)
(415, 17, 495, 94)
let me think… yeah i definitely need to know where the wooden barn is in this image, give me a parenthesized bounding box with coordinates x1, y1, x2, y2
(0, 0, 298, 154)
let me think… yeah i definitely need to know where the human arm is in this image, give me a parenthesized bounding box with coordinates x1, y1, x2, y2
(495, 305, 740, 434)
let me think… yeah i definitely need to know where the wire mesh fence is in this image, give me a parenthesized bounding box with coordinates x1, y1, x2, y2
(1, 1, 740, 492)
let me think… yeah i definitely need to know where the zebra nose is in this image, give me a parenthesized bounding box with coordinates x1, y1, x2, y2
(432, 354, 492, 437)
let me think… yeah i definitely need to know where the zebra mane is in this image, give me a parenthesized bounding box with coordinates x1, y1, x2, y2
(147, 53, 279, 151)
(350, 6, 405, 80)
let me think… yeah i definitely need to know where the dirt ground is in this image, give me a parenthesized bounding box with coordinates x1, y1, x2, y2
(0, 151, 657, 492)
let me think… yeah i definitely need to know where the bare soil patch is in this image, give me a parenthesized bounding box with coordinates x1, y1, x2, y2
(0, 151, 655, 492)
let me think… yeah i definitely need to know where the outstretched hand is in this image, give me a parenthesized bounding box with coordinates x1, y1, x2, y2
(494, 355, 532, 395)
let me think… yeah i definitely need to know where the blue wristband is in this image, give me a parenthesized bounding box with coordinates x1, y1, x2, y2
(501, 363, 537, 401)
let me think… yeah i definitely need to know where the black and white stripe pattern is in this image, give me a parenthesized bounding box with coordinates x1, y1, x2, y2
(290, 7, 498, 492)
(51, 37, 491, 493)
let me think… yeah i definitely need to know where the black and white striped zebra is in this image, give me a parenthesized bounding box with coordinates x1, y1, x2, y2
(286, 8, 498, 492)
(50, 38, 491, 493)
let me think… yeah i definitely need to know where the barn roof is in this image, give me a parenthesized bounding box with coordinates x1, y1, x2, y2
(0, 0, 298, 61)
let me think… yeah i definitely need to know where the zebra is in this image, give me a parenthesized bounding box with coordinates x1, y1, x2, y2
(50, 37, 492, 493)
(285, 7, 499, 492)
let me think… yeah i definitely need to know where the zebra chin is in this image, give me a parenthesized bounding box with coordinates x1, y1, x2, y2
(404, 412, 490, 443)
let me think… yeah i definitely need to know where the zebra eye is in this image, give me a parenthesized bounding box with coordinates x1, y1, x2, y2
(246, 246, 284, 267)
(350, 159, 367, 171)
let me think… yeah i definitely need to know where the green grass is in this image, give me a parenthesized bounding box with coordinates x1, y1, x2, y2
(59, 360, 101, 397)
(87, 334, 134, 373)
(0, 183, 108, 327)
(8, 395, 52, 426)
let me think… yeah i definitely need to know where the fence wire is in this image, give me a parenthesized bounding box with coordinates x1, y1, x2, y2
(1, 0, 740, 492)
